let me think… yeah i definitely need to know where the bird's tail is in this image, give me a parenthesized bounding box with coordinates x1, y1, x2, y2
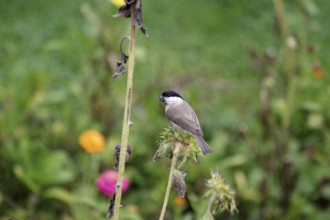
(194, 135, 213, 155)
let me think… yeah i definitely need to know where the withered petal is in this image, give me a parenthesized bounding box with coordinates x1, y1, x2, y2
(113, 62, 127, 78)
(114, 144, 132, 170)
(134, 8, 143, 28)
(135, 0, 141, 8)
(113, 4, 131, 18)
(140, 26, 149, 37)
(121, 52, 129, 64)
(152, 149, 161, 161)
(114, 0, 149, 37)
(107, 194, 116, 218)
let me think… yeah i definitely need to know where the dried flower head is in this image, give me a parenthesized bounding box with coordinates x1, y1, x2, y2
(78, 130, 105, 153)
(153, 127, 201, 163)
(113, 0, 148, 36)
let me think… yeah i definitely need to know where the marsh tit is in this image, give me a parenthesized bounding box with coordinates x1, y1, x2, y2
(159, 91, 213, 155)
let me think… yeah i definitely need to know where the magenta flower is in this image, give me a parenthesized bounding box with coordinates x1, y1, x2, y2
(96, 170, 130, 196)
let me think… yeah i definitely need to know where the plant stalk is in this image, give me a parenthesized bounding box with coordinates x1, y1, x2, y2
(113, 5, 136, 220)
(159, 145, 180, 220)
(207, 193, 216, 213)
(273, 0, 296, 81)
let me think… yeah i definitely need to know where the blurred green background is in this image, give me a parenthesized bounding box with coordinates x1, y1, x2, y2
(1, 0, 330, 219)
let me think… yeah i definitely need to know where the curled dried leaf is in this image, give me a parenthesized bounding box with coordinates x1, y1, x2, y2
(114, 144, 132, 171)
(113, 0, 149, 36)
(134, 0, 142, 28)
(134, 8, 143, 28)
(113, 4, 131, 18)
(113, 37, 130, 79)
(107, 194, 116, 218)
(113, 62, 127, 79)
(140, 26, 148, 37)
(134, 0, 148, 36)
(121, 52, 129, 64)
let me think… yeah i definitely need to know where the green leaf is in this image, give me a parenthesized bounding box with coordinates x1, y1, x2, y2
(218, 154, 248, 169)
(12, 141, 77, 190)
(36, 150, 76, 186)
(200, 210, 214, 220)
(43, 187, 75, 205)
(321, 185, 330, 199)
(13, 165, 40, 193)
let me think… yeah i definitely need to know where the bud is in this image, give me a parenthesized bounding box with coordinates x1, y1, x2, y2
(172, 169, 187, 198)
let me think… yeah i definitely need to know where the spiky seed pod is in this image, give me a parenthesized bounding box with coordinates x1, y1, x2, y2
(203, 171, 237, 216)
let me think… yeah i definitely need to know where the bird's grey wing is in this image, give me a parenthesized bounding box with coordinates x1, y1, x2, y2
(167, 102, 203, 136)
(171, 115, 203, 136)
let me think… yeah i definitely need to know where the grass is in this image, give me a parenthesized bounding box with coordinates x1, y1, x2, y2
(1, 0, 329, 219)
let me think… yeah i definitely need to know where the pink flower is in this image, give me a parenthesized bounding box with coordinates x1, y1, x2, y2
(96, 170, 130, 196)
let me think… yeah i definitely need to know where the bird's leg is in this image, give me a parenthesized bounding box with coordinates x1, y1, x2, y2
(170, 122, 177, 134)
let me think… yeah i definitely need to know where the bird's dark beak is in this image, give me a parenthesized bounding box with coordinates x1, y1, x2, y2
(159, 96, 165, 102)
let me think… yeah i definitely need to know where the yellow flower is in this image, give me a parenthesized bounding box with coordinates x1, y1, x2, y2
(111, 0, 125, 8)
(311, 61, 324, 80)
(174, 196, 186, 207)
(314, 69, 324, 80)
(79, 130, 105, 153)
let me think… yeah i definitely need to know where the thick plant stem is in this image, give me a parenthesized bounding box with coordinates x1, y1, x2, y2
(113, 6, 136, 220)
(159, 145, 180, 220)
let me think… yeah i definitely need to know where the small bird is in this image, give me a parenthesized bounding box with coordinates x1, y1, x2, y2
(159, 91, 212, 155)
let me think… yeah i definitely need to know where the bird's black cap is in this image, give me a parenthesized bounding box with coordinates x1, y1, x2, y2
(161, 91, 183, 98)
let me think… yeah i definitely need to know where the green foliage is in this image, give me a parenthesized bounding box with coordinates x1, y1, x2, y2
(1, 0, 330, 219)
(12, 143, 76, 193)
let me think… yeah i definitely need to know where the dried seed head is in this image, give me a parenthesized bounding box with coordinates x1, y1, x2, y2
(153, 127, 202, 163)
